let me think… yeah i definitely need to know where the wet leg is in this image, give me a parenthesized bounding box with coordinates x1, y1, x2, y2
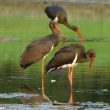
(68, 67, 73, 104)
(42, 57, 45, 97)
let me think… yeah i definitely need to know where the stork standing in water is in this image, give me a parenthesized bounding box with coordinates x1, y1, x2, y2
(46, 44, 96, 104)
(20, 21, 63, 97)
(45, 5, 84, 42)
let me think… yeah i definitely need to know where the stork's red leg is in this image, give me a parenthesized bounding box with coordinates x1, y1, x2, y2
(68, 67, 71, 83)
(68, 67, 73, 104)
(42, 57, 45, 97)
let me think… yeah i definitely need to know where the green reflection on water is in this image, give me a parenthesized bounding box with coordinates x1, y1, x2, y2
(0, 41, 110, 104)
(0, 3, 110, 104)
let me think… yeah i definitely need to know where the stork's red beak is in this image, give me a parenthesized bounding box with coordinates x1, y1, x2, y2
(53, 22, 66, 40)
(90, 57, 95, 68)
(76, 29, 84, 43)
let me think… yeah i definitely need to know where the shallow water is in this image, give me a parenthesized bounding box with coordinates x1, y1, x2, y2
(0, 39, 110, 110)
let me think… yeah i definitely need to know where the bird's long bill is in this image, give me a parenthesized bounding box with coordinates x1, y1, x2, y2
(76, 29, 84, 42)
(90, 57, 95, 68)
(55, 24, 66, 39)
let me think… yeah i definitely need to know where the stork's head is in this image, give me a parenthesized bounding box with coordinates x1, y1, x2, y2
(87, 49, 96, 68)
(49, 21, 57, 32)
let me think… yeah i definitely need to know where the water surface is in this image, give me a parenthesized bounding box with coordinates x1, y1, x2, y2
(0, 38, 110, 110)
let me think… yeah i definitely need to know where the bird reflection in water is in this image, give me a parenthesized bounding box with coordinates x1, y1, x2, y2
(19, 84, 75, 109)
(19, 84, 52, 107)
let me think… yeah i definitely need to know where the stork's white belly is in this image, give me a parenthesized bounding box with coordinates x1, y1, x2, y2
(47, 53, 78, 73)
(58, 53, 78, 69)
(44, 44, 54, 59)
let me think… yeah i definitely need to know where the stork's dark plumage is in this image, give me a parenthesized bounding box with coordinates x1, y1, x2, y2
(45, 5, 83, 42)
(46, 44, 96, 104)
(20, 21, 61, 97)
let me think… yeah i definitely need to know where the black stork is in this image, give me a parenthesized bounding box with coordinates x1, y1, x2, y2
(20, 21, 62, 97)
(46, 44, 96, 104)
(45, 5, 84, 42)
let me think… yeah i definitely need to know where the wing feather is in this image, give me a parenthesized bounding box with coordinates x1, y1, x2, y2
(20, 40, 53, 69)
(46, 49, 78, 72)
(46, 44, 86, 72)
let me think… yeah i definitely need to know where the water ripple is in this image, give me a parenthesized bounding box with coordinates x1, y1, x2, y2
(0, 102, 110, 110)
(76, 89, 110, 94)
(0, 93, 39, 99)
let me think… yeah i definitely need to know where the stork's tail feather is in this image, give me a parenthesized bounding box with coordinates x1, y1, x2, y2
(45, 64, 51, 73)
(45, 61, 56, 74)
(20, 63, 32, 69)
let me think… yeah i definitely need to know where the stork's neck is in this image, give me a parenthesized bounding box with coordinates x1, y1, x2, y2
(78, 53, 89, 63)
(49, 21, 60, 47)
(49, 21, 60, 34)
(52, 32, 60, 47)
(64, 22, 78, 31)
(52, 30, 60, 35)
